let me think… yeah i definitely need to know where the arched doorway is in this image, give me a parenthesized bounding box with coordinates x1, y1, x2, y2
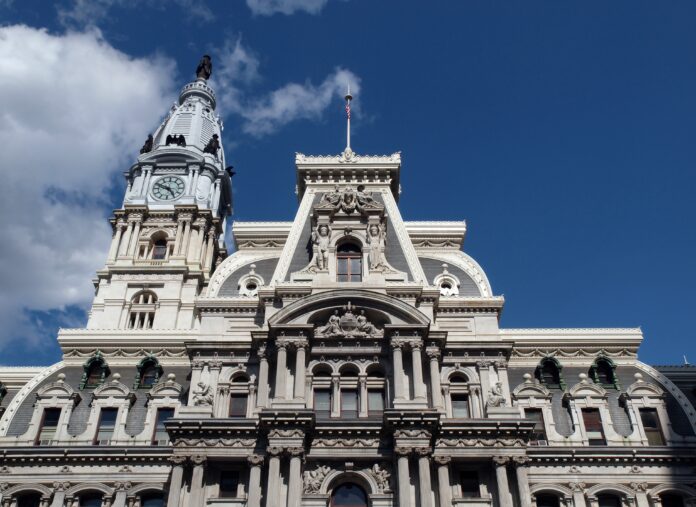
(331, 483, 368, 507)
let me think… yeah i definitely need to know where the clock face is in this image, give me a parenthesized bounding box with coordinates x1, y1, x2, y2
(152, 176, 185, 201)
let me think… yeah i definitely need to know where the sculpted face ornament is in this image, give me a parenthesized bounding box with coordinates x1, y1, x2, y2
(315, 302, 383, 339)
(318, 185, 382, 215)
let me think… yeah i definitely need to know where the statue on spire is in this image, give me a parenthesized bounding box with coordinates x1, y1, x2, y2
(196, 55, 212, 80)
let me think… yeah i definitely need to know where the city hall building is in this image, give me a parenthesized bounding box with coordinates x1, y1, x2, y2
(0, 58, 695, 507)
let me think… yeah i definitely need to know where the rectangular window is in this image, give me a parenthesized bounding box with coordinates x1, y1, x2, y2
(526, 408, 547, 444)
(582, 408, 606, 445)
(459, 470, 480, 498)
(95, 408, 118, 445)
(229, 394, 248, 418)
(341, 390, 358, 419)
(219, 470, 240, 498)
(640, 408, 665, 445)
(368, 391, 384, 415)
(153, 407, 175, 445)
(451, 394, 470, 418)
(37, 408, 61, 445)
(314, 390, 331, 418)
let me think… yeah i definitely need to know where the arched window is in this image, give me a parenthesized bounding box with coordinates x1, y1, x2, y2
(79, 493, 104, 507)
(229, 374, 250, 418)
(135, 356, 163, 389)
(536, 357, 564, 389)
(590, 357, 619, 389)
(17, 493, 42, 507)
(337, 242, 362, 282)
(127, 290, 158, 329)
(535, 493, 561, 507)
(449, 373, 471, 418)
(331, 483, 368, 507)
(80, 353, 110, 389)
(152, 239, 168, 260)
(140, 492, 165, 507)
(597, 494, 622, 507)
(661, 494, 686, 507)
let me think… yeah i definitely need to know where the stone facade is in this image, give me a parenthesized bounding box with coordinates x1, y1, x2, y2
(0, 60, 694, 507)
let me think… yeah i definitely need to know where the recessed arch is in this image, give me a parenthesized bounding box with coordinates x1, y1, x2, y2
(3, 483, 53, 498)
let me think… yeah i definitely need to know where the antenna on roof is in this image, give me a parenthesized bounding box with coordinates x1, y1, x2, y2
(344, 84, 352, 152)
(684, 355, 690, 365)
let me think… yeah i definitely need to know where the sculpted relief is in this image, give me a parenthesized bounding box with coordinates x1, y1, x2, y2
(315, 302, 383, 339)
(318, 185, 382, 216)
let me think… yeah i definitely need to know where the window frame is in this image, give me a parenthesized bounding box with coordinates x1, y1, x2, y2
(336, 242, 363, 282)
(581, 408, 607, 446)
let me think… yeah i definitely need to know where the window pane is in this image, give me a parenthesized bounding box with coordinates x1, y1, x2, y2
(229, 394, 248, 417)
(460, 471, 479, 498)
(140, 365, 158, 386)
(337, 258, 348, 274)
(141, 494, 165, 507)
(37, 408, 61, 444)
(219, 471, 240, 498)
(597, 495, 621, 507)
(80, 494, 103, 507)
(582, 409, 606, 445)
(526, 408, 546, 443)
(153, 408, 174, 444)
(96, 408, 118, 444)
(342, 390, 358, 418)
(536, 494, 561, 507)
(17, 494, 42, 507)
(640, 408, 659, 428)
(368, 391, 384, 413)
(315, 390, 331, 415)
(661, 494, 685, 507)
(332, 483, 367, 506)
(452, 395, 469, 418)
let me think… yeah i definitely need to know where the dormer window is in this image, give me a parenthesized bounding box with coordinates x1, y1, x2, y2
(535, 357, 565, 389)
(337, 242, 362, 282)
(135, 356, 163, 389)
(80, 352, 110, 389)
(590, 357, 620, 389)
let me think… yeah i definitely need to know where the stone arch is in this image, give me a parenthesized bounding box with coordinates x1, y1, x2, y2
(320, 470, 380, 496)
(365, 362, 386, 377)
(442, 366, 479, 384)
(311, 362, 336, 376)
(648, 483, 696, 498)
(3, 483, 53, 498)
(64, 483, 114, 497)
(208, 252, 280, 297)
(128, 483, 166, 496)
(268, 289, 430, 327)
(530, 483, 573, 498)
(339, 363, 361, 376)
(585, 483, 636, 499)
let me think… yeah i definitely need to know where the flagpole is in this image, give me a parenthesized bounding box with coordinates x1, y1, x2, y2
(345, 84, 352, 151)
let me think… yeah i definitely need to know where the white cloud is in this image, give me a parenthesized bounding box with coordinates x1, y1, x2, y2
(57, 0, 214, 27)
(246, 0, 329, 16)
(214, 37, 361, 136)
(0, 25, 176, 355)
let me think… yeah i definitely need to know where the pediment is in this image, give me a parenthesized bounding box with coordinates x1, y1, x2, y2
(512, 380, 552, 400)
(93, 380, 133, 400)
(148, 378, 183, 399)
(626, 380, 664, 398)
(569, 380, 606, 398)
(37, 380, 78, 400)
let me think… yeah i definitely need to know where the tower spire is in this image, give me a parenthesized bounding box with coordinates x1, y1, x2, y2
(344, 84, 352, 152)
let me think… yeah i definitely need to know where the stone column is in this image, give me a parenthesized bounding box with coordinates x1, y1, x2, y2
(112, 488, 128, 507)
(442, 384, 452, 417)
(247, 455, 264, 507)
(166, 457, 186, 507)
(173, 219, 184, 255)
(416, 448, 434, 507)
(287, 447, 304, 507)
(50, 491, 66, 507)
(411, 340, 427, 400)
(391, 339, 406, 400)
(426, 347, 444, 410)
(434, 456, 452, 507)
(181, 218, 192, 257)
(257, 346, 270, 408)
(274, 341, 288, 400)
(634, 491, 651, 507)
(266, 447, 283, 507)
(118, 221, 133, 257)
(331, 376, 341, 417)
(189, 455, 207, 507)
(493, 457, 513, 507)
(477, 361, 491, 404)
(203, 230, 216, 271)
(359, 376, 368, 417)
(569, 484, 588, 507)
(513, 457, 532, 507)
(587, 497, 599, 507)
(293, 341, 307, 400)
(107, 221, 125, 261)
(127, 219, 141, 257)
(470, 386, 482, 418)
(396, 447, 412, 507)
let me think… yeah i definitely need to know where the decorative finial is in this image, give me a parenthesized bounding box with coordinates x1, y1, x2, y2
(196, 55, 212, 80)
(344, 84, 352, 153)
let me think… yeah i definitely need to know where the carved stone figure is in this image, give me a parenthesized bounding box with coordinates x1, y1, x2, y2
(165, 134, 187, 147)
(315, 303, 383, 339)
(366, 223, 387, 270)
(203, 134, 220, 155)
(196, 55, 212, 80)
(318, 185, 382, 215)
(356, 185, 377, 206)
(139, 134, 153, 154)
(303, 465, 331, 494)
(369, 463, 391, 492)
(311, 224, 331, 270)
(192, 381, 213, 406)
(487, 381, 505, 408)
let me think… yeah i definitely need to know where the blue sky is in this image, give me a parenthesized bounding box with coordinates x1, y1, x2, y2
(0, 0, 694, 366)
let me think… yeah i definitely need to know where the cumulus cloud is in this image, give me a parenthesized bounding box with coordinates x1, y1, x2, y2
(0, 25, 176, 355)
(57, 0, 214, 27)
(214, 37, 361, 136)
(246, 0, 329, 16)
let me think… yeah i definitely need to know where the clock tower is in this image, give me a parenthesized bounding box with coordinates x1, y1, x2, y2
(86, 56, 232, 331)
